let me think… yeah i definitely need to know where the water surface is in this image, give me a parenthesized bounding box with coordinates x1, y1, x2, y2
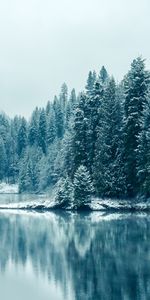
(0, 201, 150, 299)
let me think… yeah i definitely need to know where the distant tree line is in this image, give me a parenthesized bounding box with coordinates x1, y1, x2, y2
(0, 57, 150, 204)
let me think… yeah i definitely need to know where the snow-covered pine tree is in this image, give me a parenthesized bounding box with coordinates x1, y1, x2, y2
(19, 151, 31, 193)
(47, 107, 57, 145)
(0, 113, 10, 144)
(53, 97, 64, 139)
(73, 165, 94, 209)
(72, 94, 88, 175)
(99, 66, 109, 85)
(65, 101, 72, 129)
(6, 118, 20, 182)
(137, 96, 150, 196)
(123, 57, 150, 196)
(19, 147, 41, 193)
(62, 130, 74, 178)
(93, 77, 125, 197)
(12, 115, 22, 138)
(17, 117, 27, 157)
(60, 83, 68, 110)
(55, 176, 74, 208)
(0, 137, 7, 181)
(85, 71, 96, 97)
(5, 134, 18, 183)
(38, 108, 47, 154)
(39, 141, 60, 190)
(28, 108, 39, 146)
(70, 88, 77, 109)
(143, 128, 150, 196)
(86, 78, 104, 174)
(46, 100, 51, 115)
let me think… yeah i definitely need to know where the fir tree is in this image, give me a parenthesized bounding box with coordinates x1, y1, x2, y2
(65, 101, 71, 128)
(72, 96, 88, 175)
(137, 98, 150, 196)
(47, 108, 56, 145)
(46, 100, 51, 115)
(62, 130, 74, 178)
(124, 57, 150, 196)
(86, 79, 103, 173)
(17, 117, 27, 157)
(74, 165, 94, 208)
(55, 176, 74, 208)
(94, 78, 125, 197)
(39, 142, 59, 190)
(60, 83, 68, 109)
(5, 134, 18, 183)
(28, 108, 39, 146)
(0, 113, 10, 143)
(85, 71, 96, 97)
(38, 109, 47, 154)
(19, 147, 41, 193)
(0, 137, 6, 181)
(54, 99, 64, 139)
(99, 66, 109, 85)
(70, 88, 77, 109)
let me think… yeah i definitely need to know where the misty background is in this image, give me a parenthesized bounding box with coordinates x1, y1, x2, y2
(0, 0, 149, 117)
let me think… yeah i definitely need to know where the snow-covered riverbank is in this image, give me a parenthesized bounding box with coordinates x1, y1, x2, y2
(0, 183, 18, 194)
(0, 197, 150, 212)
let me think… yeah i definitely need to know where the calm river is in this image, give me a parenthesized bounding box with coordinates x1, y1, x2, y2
(0, 199, 149, 299)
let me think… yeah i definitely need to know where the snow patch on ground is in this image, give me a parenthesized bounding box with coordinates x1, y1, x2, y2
(90, 198, 150, 211)
(0, 182, 19, 194)
(0, 196, 150, 212)
(0, 200, 54, 210)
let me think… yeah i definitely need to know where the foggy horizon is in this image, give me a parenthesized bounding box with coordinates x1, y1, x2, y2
(0, 0, 150, 117)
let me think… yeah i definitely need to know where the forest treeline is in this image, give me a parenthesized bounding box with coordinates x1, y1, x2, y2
(0, 57, 150, 204)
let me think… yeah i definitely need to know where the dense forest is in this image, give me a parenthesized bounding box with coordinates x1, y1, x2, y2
(0, 57, 150, 205)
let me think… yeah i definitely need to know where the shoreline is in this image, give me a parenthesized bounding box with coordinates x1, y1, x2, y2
(0, 199, 150, 212)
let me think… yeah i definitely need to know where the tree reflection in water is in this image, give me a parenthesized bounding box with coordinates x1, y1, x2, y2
(0, 211, 150, 300)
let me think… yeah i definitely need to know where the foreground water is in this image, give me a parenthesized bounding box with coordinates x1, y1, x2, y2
(0, 207, 150, 299)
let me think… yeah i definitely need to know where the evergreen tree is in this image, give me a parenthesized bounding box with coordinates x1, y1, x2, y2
(47, 108, 56, 145)
(28, 108, 39, 146)
(85, 71, 96, 97)
(39, 142, 59, 190)
(46, 100, 51, 115)
(19, 147, 41, 193)
(0, 113, 10, 143)
(55, 176, 74, 208)
(54, 99, 64, 139)
(70, 88, 77, 109)
(19, 157, 32, 193)
(86, 79, 104, 173)
(99, 66, 109, 85)
(62, 130, 74, 178)
(0, 137, 6, 181)
(17, 117, 27, 157)
(137, 98, 150, 196)
(74, 165, 94, 208)
(124, 57, 150, 196)
(60, 83, 68, 109)
(12, 115, 22, 138)
(38, 109, 47, 154)
(72, 96, 88, 175)
(65, 101, 71, 128)
(5, 134, 18, 183)
(93, 78, 125, 197)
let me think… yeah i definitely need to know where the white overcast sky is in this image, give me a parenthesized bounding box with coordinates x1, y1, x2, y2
(0, 0, 150, 117)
